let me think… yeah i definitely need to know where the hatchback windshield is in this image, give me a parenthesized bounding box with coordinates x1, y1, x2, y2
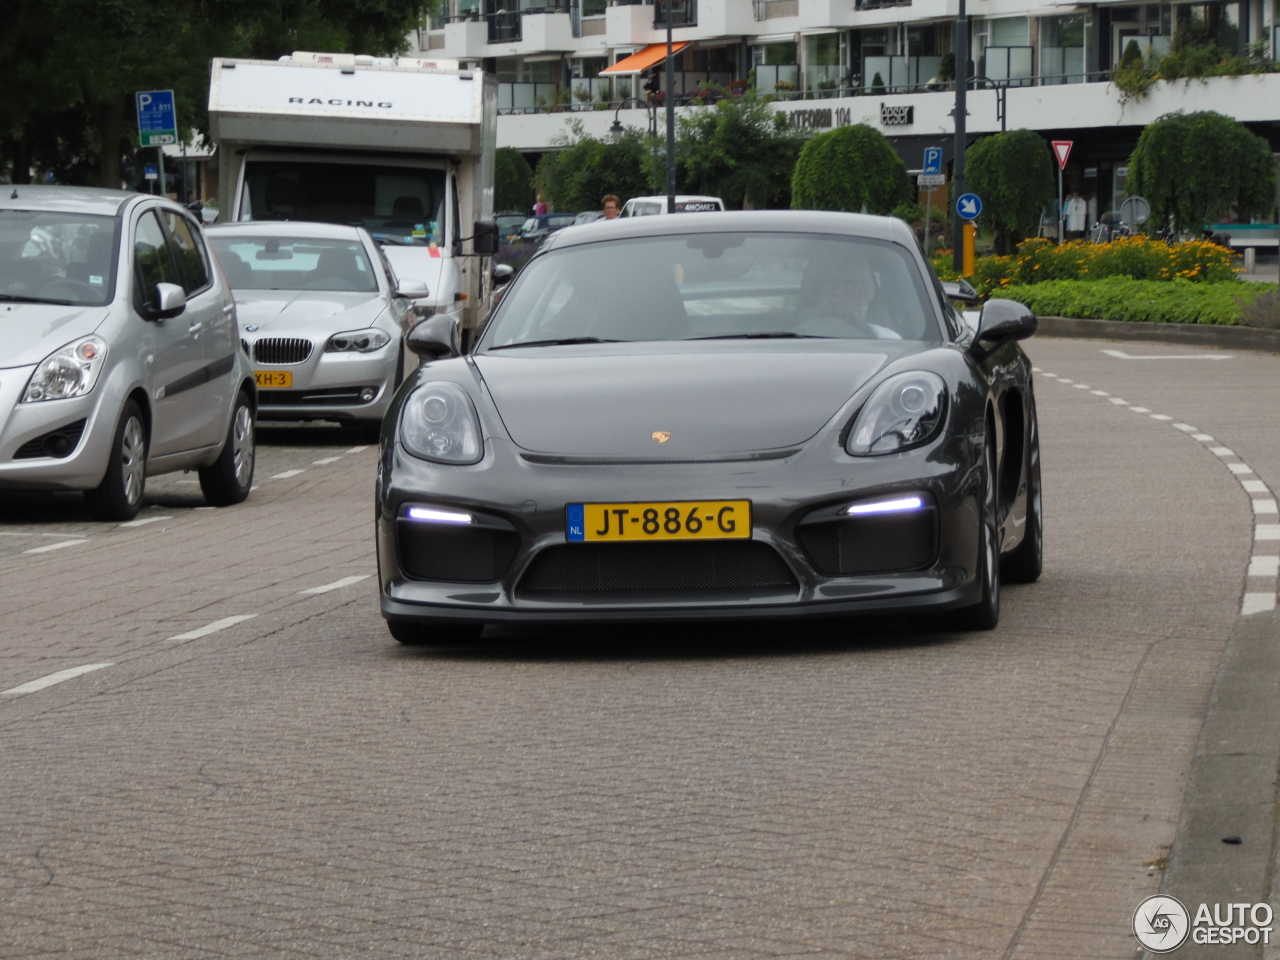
(209, 236, 379, 293)
(484, 233, 940, 347)
(0, 210, 118, 306)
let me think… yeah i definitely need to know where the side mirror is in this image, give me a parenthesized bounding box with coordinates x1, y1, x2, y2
(396, 279, 429, 299)
(151, 282, 187, 320)
(492, 263, 515, 286)
(472, 220, 499, 257)
(971, 298, 1036, 358)
(942, 279, 979, 304)
(407, 314, 460, 359)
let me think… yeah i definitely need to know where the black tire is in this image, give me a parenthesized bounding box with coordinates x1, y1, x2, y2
(360, 420, 384, 445)
(199, 390, 255, 507)
(954, 430, 1001, 630)
(85, 399, 148, 521)
(388, 620, 484, 645)
(1001, 399, 1042, 584)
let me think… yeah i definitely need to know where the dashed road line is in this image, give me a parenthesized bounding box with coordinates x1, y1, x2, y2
(1101, 348, 1233, 361)
(271, 469, 306, 480)
(2, 663, 113, 697)
(345, 445, 372, 454)
(299, 575, 370, 595)
(119, 516, 173, 528)
(1041, 366, 1278, 616)
(24, 540, 88, 555)
(165, 615, 257, 643)
(312, 456, 343, 465)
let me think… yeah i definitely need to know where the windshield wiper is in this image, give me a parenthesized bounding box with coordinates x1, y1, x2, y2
(489, 337, 622, 350)
(0, 293, 76, 306)
(690, 331, 829, 340)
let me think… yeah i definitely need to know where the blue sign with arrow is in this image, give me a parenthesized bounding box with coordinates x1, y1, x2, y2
(956, 192, 983, 220)
(922, 147, 943, 176)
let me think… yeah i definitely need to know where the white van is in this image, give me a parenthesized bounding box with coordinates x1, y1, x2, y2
(620, 195, 725, 217)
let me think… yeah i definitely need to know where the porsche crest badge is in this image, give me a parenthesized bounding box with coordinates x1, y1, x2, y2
(651, 431, 672, 444)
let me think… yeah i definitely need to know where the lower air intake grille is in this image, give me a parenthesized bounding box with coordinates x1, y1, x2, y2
(261, 387, 376, 406)
(253, 337, 313, 365)
(397, 518, 520, 583)
(14, 419, 88, 460)
(519, 541, 796, 594)
(796, 509, 938, 576)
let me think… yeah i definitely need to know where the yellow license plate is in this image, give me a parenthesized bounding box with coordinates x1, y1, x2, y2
(255, 370, 292, 388)
(566, 500, 751, 542)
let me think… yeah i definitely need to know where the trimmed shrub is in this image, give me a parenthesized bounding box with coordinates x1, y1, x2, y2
(791, 124, 911, 214)
(1000, 277, 1272, 325)
(964, 130, 1055, 255)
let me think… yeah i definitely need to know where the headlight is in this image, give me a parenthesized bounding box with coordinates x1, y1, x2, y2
(22, 336, 108, 403)
(846, 371, 947, 456)
(326, 329, 391, 353)
(400, 381, 483, 464)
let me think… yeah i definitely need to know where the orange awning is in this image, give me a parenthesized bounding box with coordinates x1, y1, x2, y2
(601, 42, 691, 75)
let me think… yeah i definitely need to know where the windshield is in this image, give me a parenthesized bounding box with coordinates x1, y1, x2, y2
(240, 161, 446, 246)
(208, 236, 379, 292)
(483, 233, 940, 348)
(0, 211, 118, 306)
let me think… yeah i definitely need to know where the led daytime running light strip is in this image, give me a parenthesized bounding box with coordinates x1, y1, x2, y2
(407, 506, 473, 524)
(846, 496, 924, 516)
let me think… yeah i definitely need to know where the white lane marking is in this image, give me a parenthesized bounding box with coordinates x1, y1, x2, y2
(1173, 423, 1197, 432)
(312, 457, 342, 465)
(1253, 500, 1278, 516)
(1256, 525, 1280, 540)
(1059, 378, 1075, 384)
(298, 575, 371, 595)
(165, 615, 257, 643)
(1242, 593, 1277, 615)
(2, 663, 113, 697)
(1090, 390, 1110, 396)
(1243, 480, 1270, 493)
(1073, 384, 1090, 389)
(1249, 556, 1280, 577)
(1232, 464, 1257, 475)
(0, 532, 87, 538)
(119, 516, 173, 528)
(1101, 348, 1232, 360)
(1210, 447, 1236, 457)
(345, 445, 372, 454)
(271, 469, 305, 480)
(1150, 414, 1173, 421)
(1032, 367, 1043, 372)
(1130, 406, 1152, 414)
(1108, 398, 1129, 405)
(177, 479, 201, 484)
(24, 539, 88, 555)
(1192, 434, 1215, 442)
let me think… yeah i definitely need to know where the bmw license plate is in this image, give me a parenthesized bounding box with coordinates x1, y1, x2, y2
(255, 370, 292, 388)
(566, 501, 751, 542)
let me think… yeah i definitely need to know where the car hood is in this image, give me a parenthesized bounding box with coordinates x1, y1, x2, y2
(233, 291, 385, 333)
(473, 342, 895, 457)
(0, 303, 110, 369)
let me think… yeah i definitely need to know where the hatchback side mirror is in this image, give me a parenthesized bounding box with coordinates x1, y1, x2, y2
(407, 314, 460, 359)
(942, 279, 979, 304)
(492, 263, 515, 286)
(472, 220, 499, 257)
(151, 282, 187, 320)
(396, 279, 429, 299)
(971, 298, 1036, 358)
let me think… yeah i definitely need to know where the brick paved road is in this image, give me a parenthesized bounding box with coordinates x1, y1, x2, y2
(0, 341, 1265, 958)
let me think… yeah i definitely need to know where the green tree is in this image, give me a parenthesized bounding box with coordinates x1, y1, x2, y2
(965, 129, 1054, 254)
(675, 92, 806, 209)
(494, 148, 535, 213)
(791, 124, 911, 214)
(1127, 111, 1277, 233)
(536, 121, 653, 213)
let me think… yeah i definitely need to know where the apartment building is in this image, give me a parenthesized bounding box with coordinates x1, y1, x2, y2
(415, 0, 1280, 222)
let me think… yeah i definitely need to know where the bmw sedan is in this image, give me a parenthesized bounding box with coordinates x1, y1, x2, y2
(376, 211, 1041, 643)
(206, 222, 426, 441)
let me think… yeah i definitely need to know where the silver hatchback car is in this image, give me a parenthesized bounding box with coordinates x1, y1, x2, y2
(0, 186, 257, 520)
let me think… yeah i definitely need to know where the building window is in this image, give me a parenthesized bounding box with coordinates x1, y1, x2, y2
(1041, 14, 1085, 83)
(752, 40, 799, 93)
(804, 33, 845, 95)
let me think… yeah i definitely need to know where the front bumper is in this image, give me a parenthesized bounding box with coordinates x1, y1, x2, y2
(254, 344, 397, 423)
(377, 433, 983, 625)
(0, 365, 118, 491)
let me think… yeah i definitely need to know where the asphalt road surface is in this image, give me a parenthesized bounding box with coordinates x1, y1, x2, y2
(1, 336, 1274, 959)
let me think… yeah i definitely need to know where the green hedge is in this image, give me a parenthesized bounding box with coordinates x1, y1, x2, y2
(1001, 277, 1273, 325)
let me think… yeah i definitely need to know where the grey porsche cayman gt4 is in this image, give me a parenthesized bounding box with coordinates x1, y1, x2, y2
(376, 210, 1041, 644)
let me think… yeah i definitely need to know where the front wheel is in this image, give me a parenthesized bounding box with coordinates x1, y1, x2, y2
(954, 431, 1001, 630)
(388, 620, 484, 645)
(85, 399, 148, 521)
(199, 391, 255, 506)
(1001, 399, 1042, 584)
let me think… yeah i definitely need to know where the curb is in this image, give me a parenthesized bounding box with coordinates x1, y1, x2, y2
(1036, 316, 1280, 354)
(1149, 609, 1280, 959)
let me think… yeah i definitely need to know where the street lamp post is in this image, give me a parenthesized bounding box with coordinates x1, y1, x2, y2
(608, 98, 658, 138)
(952, 0, 969, 272)
(664, 0, 676, 213)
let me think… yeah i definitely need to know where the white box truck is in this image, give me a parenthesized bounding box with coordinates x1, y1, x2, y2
(207, 51, 498, 334)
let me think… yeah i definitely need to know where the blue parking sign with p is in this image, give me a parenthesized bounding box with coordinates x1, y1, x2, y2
(922, 147, 943, 176)
(136, 90, 177, 147)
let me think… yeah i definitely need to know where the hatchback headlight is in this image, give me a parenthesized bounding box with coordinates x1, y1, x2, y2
(22, 336, 108, 402)
(400, 381, 483, 464)
(847, 371, 947, 456)
(327, 328, 391, 353)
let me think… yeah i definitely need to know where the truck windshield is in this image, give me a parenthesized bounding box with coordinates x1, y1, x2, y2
(241, 161, 447, 247)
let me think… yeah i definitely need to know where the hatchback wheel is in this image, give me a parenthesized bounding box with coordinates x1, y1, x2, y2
(199, 391, 255, 506)
(85, 400, 147, 521)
